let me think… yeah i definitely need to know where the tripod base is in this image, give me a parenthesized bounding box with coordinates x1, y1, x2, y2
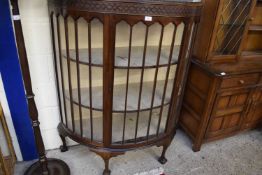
(24, 158, 70, 175)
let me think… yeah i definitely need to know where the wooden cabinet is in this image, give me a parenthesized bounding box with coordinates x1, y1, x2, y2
(179, 60, 262, 152)
(179, 0, 262, 152)
(220, 74, 260, 89)
(49, 0, 202, 174)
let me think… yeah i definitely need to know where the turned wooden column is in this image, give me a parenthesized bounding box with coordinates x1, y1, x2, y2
(10, 0, 70, 174)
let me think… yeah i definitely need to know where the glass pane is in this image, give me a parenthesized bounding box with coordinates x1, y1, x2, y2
(59, 15, 73, 130)
(213, 0, 252, 55)
(58, 16, 103, 142)
(53, 14, 67, 125)
(112, 19, 179, 144)
(115, 21, 130, 68)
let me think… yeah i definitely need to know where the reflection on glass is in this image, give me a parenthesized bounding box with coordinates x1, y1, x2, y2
(57, 16, 104, 141)
(213, 0, 252, 55)
(112, 20, 181, 144)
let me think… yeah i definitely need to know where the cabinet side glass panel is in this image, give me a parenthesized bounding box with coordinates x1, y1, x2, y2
(58, 16, 104, 142)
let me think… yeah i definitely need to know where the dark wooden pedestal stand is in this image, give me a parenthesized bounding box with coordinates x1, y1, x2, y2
(10, 0, 70, 174)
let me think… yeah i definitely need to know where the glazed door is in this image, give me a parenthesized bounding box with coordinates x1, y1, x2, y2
(109, 15, 195, 148)
(206, 88, 251, 139)
(208, 0, 253, 62)
(242, 86, 262, 129)
(51, 13, 105, 144)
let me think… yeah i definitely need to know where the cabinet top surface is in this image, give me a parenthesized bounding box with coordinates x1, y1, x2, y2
(192, 59, 262, 77)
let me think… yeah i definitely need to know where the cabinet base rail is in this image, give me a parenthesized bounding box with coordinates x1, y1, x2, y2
(57, 122, 175, 175)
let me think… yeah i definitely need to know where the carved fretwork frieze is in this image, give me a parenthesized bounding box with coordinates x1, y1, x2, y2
(49, 0, 201, 17)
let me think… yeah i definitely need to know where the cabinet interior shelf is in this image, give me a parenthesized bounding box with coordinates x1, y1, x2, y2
(66, 80, 173, 113)
(70, 113, 167, 143)
(62, 46, 180, 69)
(248, 25, 262, 32)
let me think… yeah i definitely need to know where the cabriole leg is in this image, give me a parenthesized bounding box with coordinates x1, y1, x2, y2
(157, 131, 175, 164)
(102, 157, 111, 175)
(192, 143, 201, 152)
(59, 134, 68, 152)
(158, 145, 168, 164)
(90, 149, 124, 175)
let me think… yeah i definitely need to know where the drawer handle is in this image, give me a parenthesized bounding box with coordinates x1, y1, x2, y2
(239, 80, 245, 84)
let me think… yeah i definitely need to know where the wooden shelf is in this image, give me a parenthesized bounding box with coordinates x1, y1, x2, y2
(242, 50, 262, 56)
(66, 80, 173, 113)
(249, 25, 262, 32)
(62, 46, 180, 69)
(68, 109, 168, 142)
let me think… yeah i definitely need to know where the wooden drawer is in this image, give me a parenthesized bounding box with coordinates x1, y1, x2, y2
(221, 73, 260, 89)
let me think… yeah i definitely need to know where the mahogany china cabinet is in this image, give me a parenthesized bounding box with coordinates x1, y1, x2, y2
(180, 0, 262, 152)
(48, 0, 202, 174)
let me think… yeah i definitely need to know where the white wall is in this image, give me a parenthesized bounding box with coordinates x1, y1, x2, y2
(18, 0, 77, 150)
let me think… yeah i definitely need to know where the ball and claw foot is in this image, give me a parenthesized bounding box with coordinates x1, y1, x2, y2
(158, 156, 168, 164)
(59, 135, 68, 152)
(192, 144, 201, 152)
(60, 145, 68, 152)
(103, 169, 111, 175)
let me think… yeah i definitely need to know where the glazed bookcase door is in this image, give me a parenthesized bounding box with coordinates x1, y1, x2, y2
(110, 15, 187, 147)
(52, 13, 105, 144)
(209, 0, 253, 59)
(241, 0, 262, 57)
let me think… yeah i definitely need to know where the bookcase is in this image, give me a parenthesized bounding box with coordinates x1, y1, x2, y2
(180, 0, 262, 152)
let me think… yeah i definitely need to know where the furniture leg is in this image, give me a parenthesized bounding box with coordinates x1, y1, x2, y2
(192, 143, 201, 152)
(102, 156, 111, 175)
(158, 129, 176, 164)
(90, 148, 124, 175)
(59, 134, 68, 152)
(158, 145, 168, 164)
